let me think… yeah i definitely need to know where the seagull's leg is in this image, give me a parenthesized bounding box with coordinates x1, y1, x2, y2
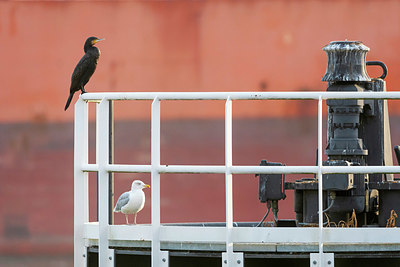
(125, 214, 129, 225)
(134, 213, 137, 225)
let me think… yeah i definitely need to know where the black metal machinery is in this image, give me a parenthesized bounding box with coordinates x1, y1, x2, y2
(258, 40, 400, 227)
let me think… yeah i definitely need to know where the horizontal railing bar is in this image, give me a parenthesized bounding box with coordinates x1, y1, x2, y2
(158, 165, 226, 173)
(82, 163, 98, 172)
(234, 227, 400, 244)
(322, 165, 400, 174)
(81, 164, 152, 173)
(107, 164, 152, 173)
(80, 91, 400, 101)
(231, 166, 318, 174)
(233, 165, 400, 174)
(81, 164, 400, 174)
(84, 223, 400, 244)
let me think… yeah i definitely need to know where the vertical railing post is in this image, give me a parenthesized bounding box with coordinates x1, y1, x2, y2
(151, 98, 168, 266)
(97, 99, 114, 267)
(108, 101, 114, 225)
(310, 96, 334, 266)
(96, 101, 114, 224)
(222, 97, 243, 266)
(225, 97, 233, 263)
(317, 96, 324, 264)
(74, 97, 89, 267)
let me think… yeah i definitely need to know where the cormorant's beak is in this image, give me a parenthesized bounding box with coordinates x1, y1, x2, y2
(145, 184, 151, 189)
(93, 38, 105, 44)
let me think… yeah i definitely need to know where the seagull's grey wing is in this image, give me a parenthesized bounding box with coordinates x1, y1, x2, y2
(114, 192, 130, 212)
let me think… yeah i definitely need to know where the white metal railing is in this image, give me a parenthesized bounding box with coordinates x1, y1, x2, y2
(74, 91, 400, 267)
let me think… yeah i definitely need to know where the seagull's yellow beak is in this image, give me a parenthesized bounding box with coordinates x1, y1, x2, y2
(145, 184, 151, 189)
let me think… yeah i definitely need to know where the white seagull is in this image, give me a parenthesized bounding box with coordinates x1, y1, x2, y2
(113, 180, 150, 225)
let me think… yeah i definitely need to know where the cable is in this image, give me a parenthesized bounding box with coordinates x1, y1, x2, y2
(256, 206, 271, 227)
(271, 200, 279, 226)
(322, 198, 335, 213)
(273, 209, 278, 223)
(317, 192, 336, 214)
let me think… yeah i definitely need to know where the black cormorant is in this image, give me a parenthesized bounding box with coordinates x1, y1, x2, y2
(64, 36, 104, 111)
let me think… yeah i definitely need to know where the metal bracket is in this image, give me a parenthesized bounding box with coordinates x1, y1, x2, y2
(310, 253, 334, 267)
(105, 248, 115, 267)
(222, 252, 244, 266)
(160, 250, 169, 267)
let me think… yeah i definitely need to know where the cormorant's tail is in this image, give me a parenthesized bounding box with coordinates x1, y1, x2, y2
(64, 92, 74, 111)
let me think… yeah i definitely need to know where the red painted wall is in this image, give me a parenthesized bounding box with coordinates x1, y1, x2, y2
(1, 0, 400, 258)
(1, 0, 400, 123)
